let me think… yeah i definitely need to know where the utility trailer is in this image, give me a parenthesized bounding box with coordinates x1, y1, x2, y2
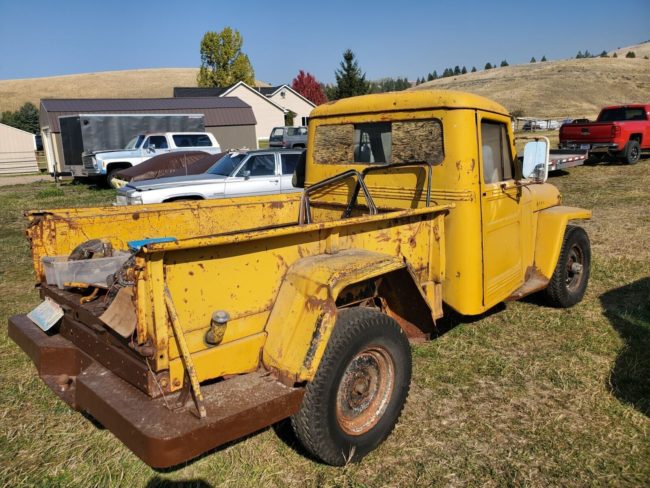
(10, 90, 592, 468)
(57, 114, 205, 178)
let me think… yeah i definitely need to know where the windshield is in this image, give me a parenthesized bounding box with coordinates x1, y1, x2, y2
(598, 108, 647, 122)
(207, 153, 247, 176)
(124, 135, 145, 150)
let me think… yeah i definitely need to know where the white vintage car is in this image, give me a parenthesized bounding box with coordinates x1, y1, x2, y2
(115, 148, 303, 205)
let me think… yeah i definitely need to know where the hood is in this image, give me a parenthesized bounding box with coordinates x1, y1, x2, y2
(123, 173, 227, 192)
(94, 149, 143, 160)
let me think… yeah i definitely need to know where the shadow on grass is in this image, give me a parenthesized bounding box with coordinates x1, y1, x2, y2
(434, 303, 506, 337)
(600, 277, 650, 417)
(146, 476, 213, 488)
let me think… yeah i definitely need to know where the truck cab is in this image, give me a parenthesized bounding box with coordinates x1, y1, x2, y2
(83, 132, 221, 185)
(304, 90, 590, 314)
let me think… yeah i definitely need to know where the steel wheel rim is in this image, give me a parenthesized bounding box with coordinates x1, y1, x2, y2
(336, 346, 395, 436)
(631, 145, 639, 160)
(566, 244, 584, 291)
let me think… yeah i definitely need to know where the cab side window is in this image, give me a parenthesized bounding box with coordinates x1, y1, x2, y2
(236, 154, 276, 177)
(481, 121, 513, 184)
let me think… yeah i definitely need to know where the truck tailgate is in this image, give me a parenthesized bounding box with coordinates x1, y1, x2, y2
(560, 123, 613, 143)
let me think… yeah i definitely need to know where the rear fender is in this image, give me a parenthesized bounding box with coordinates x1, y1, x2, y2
(534, 206, 592, 279)
(262, 249, 434, 384)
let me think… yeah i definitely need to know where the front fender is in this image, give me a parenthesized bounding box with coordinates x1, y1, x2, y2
(534, 206, 592, 279)
(262, 249, 406, 384)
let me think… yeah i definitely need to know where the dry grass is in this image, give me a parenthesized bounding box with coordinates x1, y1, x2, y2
(0, 69, 270, 112)
(411, 55, 650, 119)
(610, 41, 650, 58)
(0, 159, 649, 486)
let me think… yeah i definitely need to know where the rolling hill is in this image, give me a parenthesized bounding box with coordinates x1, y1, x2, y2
(1, 42, 648, 118)
(0, 68, 269, 113)
(410, 55, 650, 119)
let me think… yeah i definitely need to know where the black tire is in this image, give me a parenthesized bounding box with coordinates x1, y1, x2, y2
(622, 140, 640, 165)
(291, 307, 411, 466)
(544, 225, 591, 308)
(106, 167, 126, 188)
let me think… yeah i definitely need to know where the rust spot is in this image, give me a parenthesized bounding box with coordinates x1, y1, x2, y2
(408, 236, 417, 248)
(470, 159, 476, 172)
(456, 271, 461, 278)
(198, 263, 205, 271)
(455, 160, 462, 171)
(269, 201, 284, 209)
(189, 271, 194, 276)
(132, 213, 140, 221)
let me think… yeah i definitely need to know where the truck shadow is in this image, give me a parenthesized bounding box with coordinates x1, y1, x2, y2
(599, 277, 650, 417)
(146, 476, 213, 488)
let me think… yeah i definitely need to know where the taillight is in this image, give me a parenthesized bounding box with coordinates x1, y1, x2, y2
(611, 125, 621, 137)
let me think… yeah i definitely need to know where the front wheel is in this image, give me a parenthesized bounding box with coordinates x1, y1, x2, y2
(544, 225, 591, 308)
(291, 307, 411, 466)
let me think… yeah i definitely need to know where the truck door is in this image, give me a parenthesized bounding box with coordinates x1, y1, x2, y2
(478, 116, 526, 307)
(225, 153, 281, 197)
(142, 135, 170, 156)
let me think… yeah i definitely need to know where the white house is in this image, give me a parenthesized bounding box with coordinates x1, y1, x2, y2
(174, 83, 317, 148)
(259, 85, 316, 127)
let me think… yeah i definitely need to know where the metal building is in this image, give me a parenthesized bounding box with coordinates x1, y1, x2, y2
(39, 97, 257, 175)
(0, 123, 38, 175)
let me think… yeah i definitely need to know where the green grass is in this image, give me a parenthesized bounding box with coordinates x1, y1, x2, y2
(0, 163, 649, 487)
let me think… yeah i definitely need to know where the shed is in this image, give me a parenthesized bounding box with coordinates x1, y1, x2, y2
(0, 123, 38, 175)
(39, 97, 256, 175)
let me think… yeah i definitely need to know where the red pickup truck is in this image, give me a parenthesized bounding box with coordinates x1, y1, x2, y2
(559, 104, 650, 164)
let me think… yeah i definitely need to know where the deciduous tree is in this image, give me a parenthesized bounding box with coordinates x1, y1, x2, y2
(291, 70, 328, 105)
(1, 102, 39, 134)
(197, 27, 255, 87)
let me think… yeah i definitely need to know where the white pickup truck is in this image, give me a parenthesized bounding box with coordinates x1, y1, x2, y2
(81, 132, 221, 186)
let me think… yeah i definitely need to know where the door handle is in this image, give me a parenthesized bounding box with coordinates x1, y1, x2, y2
(270, 179, 279, 183)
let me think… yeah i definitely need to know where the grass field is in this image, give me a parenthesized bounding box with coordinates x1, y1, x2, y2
(0, 160, 649, 487)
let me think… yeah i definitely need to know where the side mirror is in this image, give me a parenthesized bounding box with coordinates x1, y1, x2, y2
(243, 170, 251, 180)
(521, 139, 549, 183)
(147, 144, 156, 153)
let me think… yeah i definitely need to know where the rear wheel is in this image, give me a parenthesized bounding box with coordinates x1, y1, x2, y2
(291, 307, 411, 465)
(544, 225, 591, 308)
(622, 140, 640, 165)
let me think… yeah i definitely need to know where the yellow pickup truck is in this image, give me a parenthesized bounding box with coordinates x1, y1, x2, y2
(9, 90, 591, 468)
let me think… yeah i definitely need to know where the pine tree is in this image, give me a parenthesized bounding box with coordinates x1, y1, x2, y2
(612, 53, 618, 58)
(0, 102, 39, 134)
(484, 62, 493, 70)
(500, 60, 509, 67)
(461, 66, 467, 74)
(576, 51, 583, 59)
(453, 66, 460, 75)
(333, 49, 369, 99)
(541, 55, 547, 62)
(432, 70, 438, 79)
(471, 66, 477, 72)
(599, 50, 608, 57)
(626, 51, 636, 58)
(530, 57, 536, 63)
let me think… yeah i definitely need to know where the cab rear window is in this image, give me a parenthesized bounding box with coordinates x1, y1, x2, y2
(313, 119, 444, 165)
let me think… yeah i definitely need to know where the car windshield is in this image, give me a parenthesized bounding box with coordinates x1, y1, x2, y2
(125, 135, 145, 149)
(207, 153, 247, 176)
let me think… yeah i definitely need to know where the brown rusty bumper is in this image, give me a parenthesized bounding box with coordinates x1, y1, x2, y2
(8, 314, 304, 468)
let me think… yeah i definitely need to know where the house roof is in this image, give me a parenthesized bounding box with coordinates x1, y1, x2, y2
(173, 87, 228, 97)
(40, 97, 256, 132)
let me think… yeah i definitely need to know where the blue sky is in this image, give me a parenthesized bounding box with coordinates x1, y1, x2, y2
(0, 0, 648, 84)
